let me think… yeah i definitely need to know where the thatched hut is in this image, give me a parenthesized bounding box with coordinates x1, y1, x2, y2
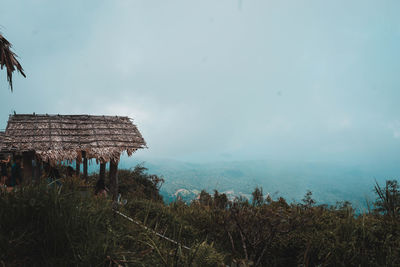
(1, 114, 146, 197)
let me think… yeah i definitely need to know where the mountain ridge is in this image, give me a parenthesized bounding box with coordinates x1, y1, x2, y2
(113, 157, 400, 211)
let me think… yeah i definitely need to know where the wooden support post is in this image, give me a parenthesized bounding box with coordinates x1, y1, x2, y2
(99, 162, 106, 182)
(32, 155, 39, 183)
(82, 151, 88, 181)
(75, 160, 80, 177)
(109, 160, 119, 200)
(22, 151, 34, 184)
(36, 160, 43, 182)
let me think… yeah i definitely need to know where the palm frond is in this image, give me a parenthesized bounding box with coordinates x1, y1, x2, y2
(0, 33, 26, 91)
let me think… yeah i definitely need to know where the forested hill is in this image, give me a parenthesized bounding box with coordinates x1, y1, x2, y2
(119, 158, 399, 209)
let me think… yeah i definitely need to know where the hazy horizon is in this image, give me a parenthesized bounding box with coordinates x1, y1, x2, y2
(1, 1, 400, 168)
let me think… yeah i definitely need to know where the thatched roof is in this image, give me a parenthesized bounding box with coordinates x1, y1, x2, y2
(0, 131, 5, 151)
(2, 114, 146, 163)
(0, 34, 26, 90)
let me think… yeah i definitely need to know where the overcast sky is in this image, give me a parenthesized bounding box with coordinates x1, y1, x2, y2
(1, 1, 400, 165)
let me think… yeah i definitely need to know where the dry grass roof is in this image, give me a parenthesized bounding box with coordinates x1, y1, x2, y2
(0, 131, 5, 151)
(2, 114, 146, 163)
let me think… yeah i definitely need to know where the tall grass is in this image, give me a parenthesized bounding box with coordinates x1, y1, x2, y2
(0, 180, 225, 266)
(0, 183, 117, 266)
(1, 166, 400, 266)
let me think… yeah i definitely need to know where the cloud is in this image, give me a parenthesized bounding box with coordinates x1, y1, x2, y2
(388, 121, 400, 139)
(1, 0, 400, 165)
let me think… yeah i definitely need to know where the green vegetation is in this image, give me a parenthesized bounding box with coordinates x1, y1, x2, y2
(1, 165, 400, 266)
(130, 159, 381, 209)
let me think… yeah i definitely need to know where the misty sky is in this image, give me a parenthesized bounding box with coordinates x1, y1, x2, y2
(1, 1, 400, 165)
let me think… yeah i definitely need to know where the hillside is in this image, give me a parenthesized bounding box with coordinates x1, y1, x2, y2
(1, 166, 400, 266)
(119, 158, 395, 210)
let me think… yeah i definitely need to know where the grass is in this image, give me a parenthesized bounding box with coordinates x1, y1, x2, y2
(0, 165, 399, 266)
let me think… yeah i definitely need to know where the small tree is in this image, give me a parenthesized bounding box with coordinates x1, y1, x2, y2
(199, 190, 212, 206)
(213, 190, 229, 209)
(301, 190, 316, 208)
(251, 187, 264, 207)
(374, 180, 400, 219)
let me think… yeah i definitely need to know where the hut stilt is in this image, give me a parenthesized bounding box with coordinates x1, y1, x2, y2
(75, 160, 80, 177)
(99, 162, 106, 182)
(109, 160, 118, 200)
(82, 151, 88, 181)
(22, 151, 34, 183)
(32, 155, 39, 183)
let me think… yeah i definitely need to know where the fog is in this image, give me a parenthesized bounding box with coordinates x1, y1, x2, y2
(1, 0, 400, 168)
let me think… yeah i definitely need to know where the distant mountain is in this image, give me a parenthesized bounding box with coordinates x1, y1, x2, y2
(115, 157, 400, 211)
